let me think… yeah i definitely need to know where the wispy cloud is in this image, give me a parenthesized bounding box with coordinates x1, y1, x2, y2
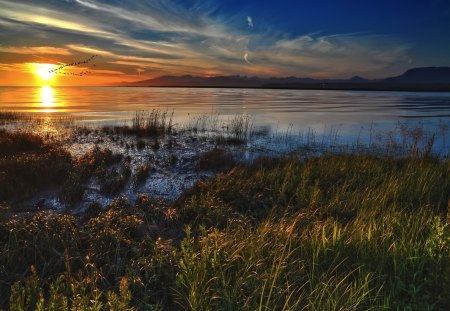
(244, 52, 252, 64)
(0, 46, 72, 55)
(247, 16, 254, 28)
(0, 0, 412, 81)
(251, 34, 411, 77)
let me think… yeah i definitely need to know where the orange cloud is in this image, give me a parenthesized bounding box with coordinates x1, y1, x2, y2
(0, 46, 72, 55)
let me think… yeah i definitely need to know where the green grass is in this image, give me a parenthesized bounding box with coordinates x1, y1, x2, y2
(0, 149, 449, 309)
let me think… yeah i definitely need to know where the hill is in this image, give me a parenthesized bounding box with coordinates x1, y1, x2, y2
(117, 67, 450, 91)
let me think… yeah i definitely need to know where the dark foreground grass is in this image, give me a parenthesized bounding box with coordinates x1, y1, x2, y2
(0, 130, 129, 205)
(0, 130, 72, 202)
(0, 149, 449, 309)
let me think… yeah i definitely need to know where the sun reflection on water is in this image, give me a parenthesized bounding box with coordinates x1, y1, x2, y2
(40, 86, 55, 112)
(37, 86, 67, 113)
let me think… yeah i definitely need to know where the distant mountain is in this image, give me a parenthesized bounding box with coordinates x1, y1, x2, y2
(383, 67, 450, 84)
(117, 67, 450, 91)
(122, 75, 263, 87)
(119, 75, 372, 87)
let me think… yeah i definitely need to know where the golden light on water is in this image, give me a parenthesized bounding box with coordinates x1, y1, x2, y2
(41, 86, 54, 108)
(36, 86, 66, 113)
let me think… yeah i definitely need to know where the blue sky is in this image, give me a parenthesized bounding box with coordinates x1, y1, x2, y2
(1, 0, 449, 84)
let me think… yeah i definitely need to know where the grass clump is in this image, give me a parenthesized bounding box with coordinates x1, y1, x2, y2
(99, 161, 132, 195)
(132, 109, 173, 136)
(102, 110, 174, 138)
(136, 139, 146, 150)
(133, 164, 151, 187)
(0, 130, 72, 202)
(215, 114, 253, 145)
(0, 129, 44, 156)
(197, 148, 235, 171)
(60, 146, 123, 204)
(0, 196, 178, 309)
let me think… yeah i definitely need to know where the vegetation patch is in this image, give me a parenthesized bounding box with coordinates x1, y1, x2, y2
(197, 148, 235, 171)
(0, 129, 45, 156)
(133, 164, 151, 187)
(1, 128, 449, 310)
(60, 146, 124, 204)
(102, 110, 174, 138)
(0, 130, 72, 202)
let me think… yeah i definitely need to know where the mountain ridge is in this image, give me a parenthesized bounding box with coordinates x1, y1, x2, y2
(116, 67, 450, 91)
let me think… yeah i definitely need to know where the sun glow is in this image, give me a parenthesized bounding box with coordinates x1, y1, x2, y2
(34, 63, 57, 82)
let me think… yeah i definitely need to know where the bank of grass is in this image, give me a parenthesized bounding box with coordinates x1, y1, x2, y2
(0, 129, 130, 206)
(176, 155, 450, 310)
(1, 151, 449, 310)
(0, 129, 72, 202)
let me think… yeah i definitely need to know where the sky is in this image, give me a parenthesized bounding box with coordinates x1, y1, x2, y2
(1, 0, 450, 86)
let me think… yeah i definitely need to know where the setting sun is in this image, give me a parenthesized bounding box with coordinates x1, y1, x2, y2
(34, 63, 57, 82)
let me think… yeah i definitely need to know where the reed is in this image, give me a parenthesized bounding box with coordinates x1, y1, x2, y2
(184, 113, 254, 145)
(132, 109, 174, 136)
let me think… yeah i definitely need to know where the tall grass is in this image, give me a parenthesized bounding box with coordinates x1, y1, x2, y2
(0, 146, 449, 309)
(132, 109, 174, 136)
(186, 113, 254, 145)
(0, 111, 27, 124)
(176, 154, 450, 310)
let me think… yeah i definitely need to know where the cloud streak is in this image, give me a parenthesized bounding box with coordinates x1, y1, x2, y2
(247, 16, 254, 27)
(0, 46, 72, 55)
(244, 52, 252, 64)
(0, 0, 413, 84)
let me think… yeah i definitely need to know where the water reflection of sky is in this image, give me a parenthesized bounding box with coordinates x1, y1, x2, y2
(1, 86, 450, 149)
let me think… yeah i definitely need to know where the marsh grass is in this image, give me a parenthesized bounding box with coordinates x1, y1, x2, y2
(2, 154, 448, 310)
(0, 129, 44, 156)
(197, 148, 235, 171)
(60, 146, 125, 204)
(0, 128, 127, 205)
(0, 111, 29, 125)
(101, 110, 174, 138)
(132, 109, 174, 136)
(0, 130, 72, 202)
(133, 164, 151, 187)
(1, 125, 449, 310)
(185, 114, 254, 145)
(175, 154, 450, 310)
(0, 195, 179, 309)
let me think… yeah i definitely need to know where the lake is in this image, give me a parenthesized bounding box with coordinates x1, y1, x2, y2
(1, 86, 450, 153)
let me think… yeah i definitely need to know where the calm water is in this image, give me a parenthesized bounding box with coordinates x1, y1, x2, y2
(1, 86, 450, 151)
